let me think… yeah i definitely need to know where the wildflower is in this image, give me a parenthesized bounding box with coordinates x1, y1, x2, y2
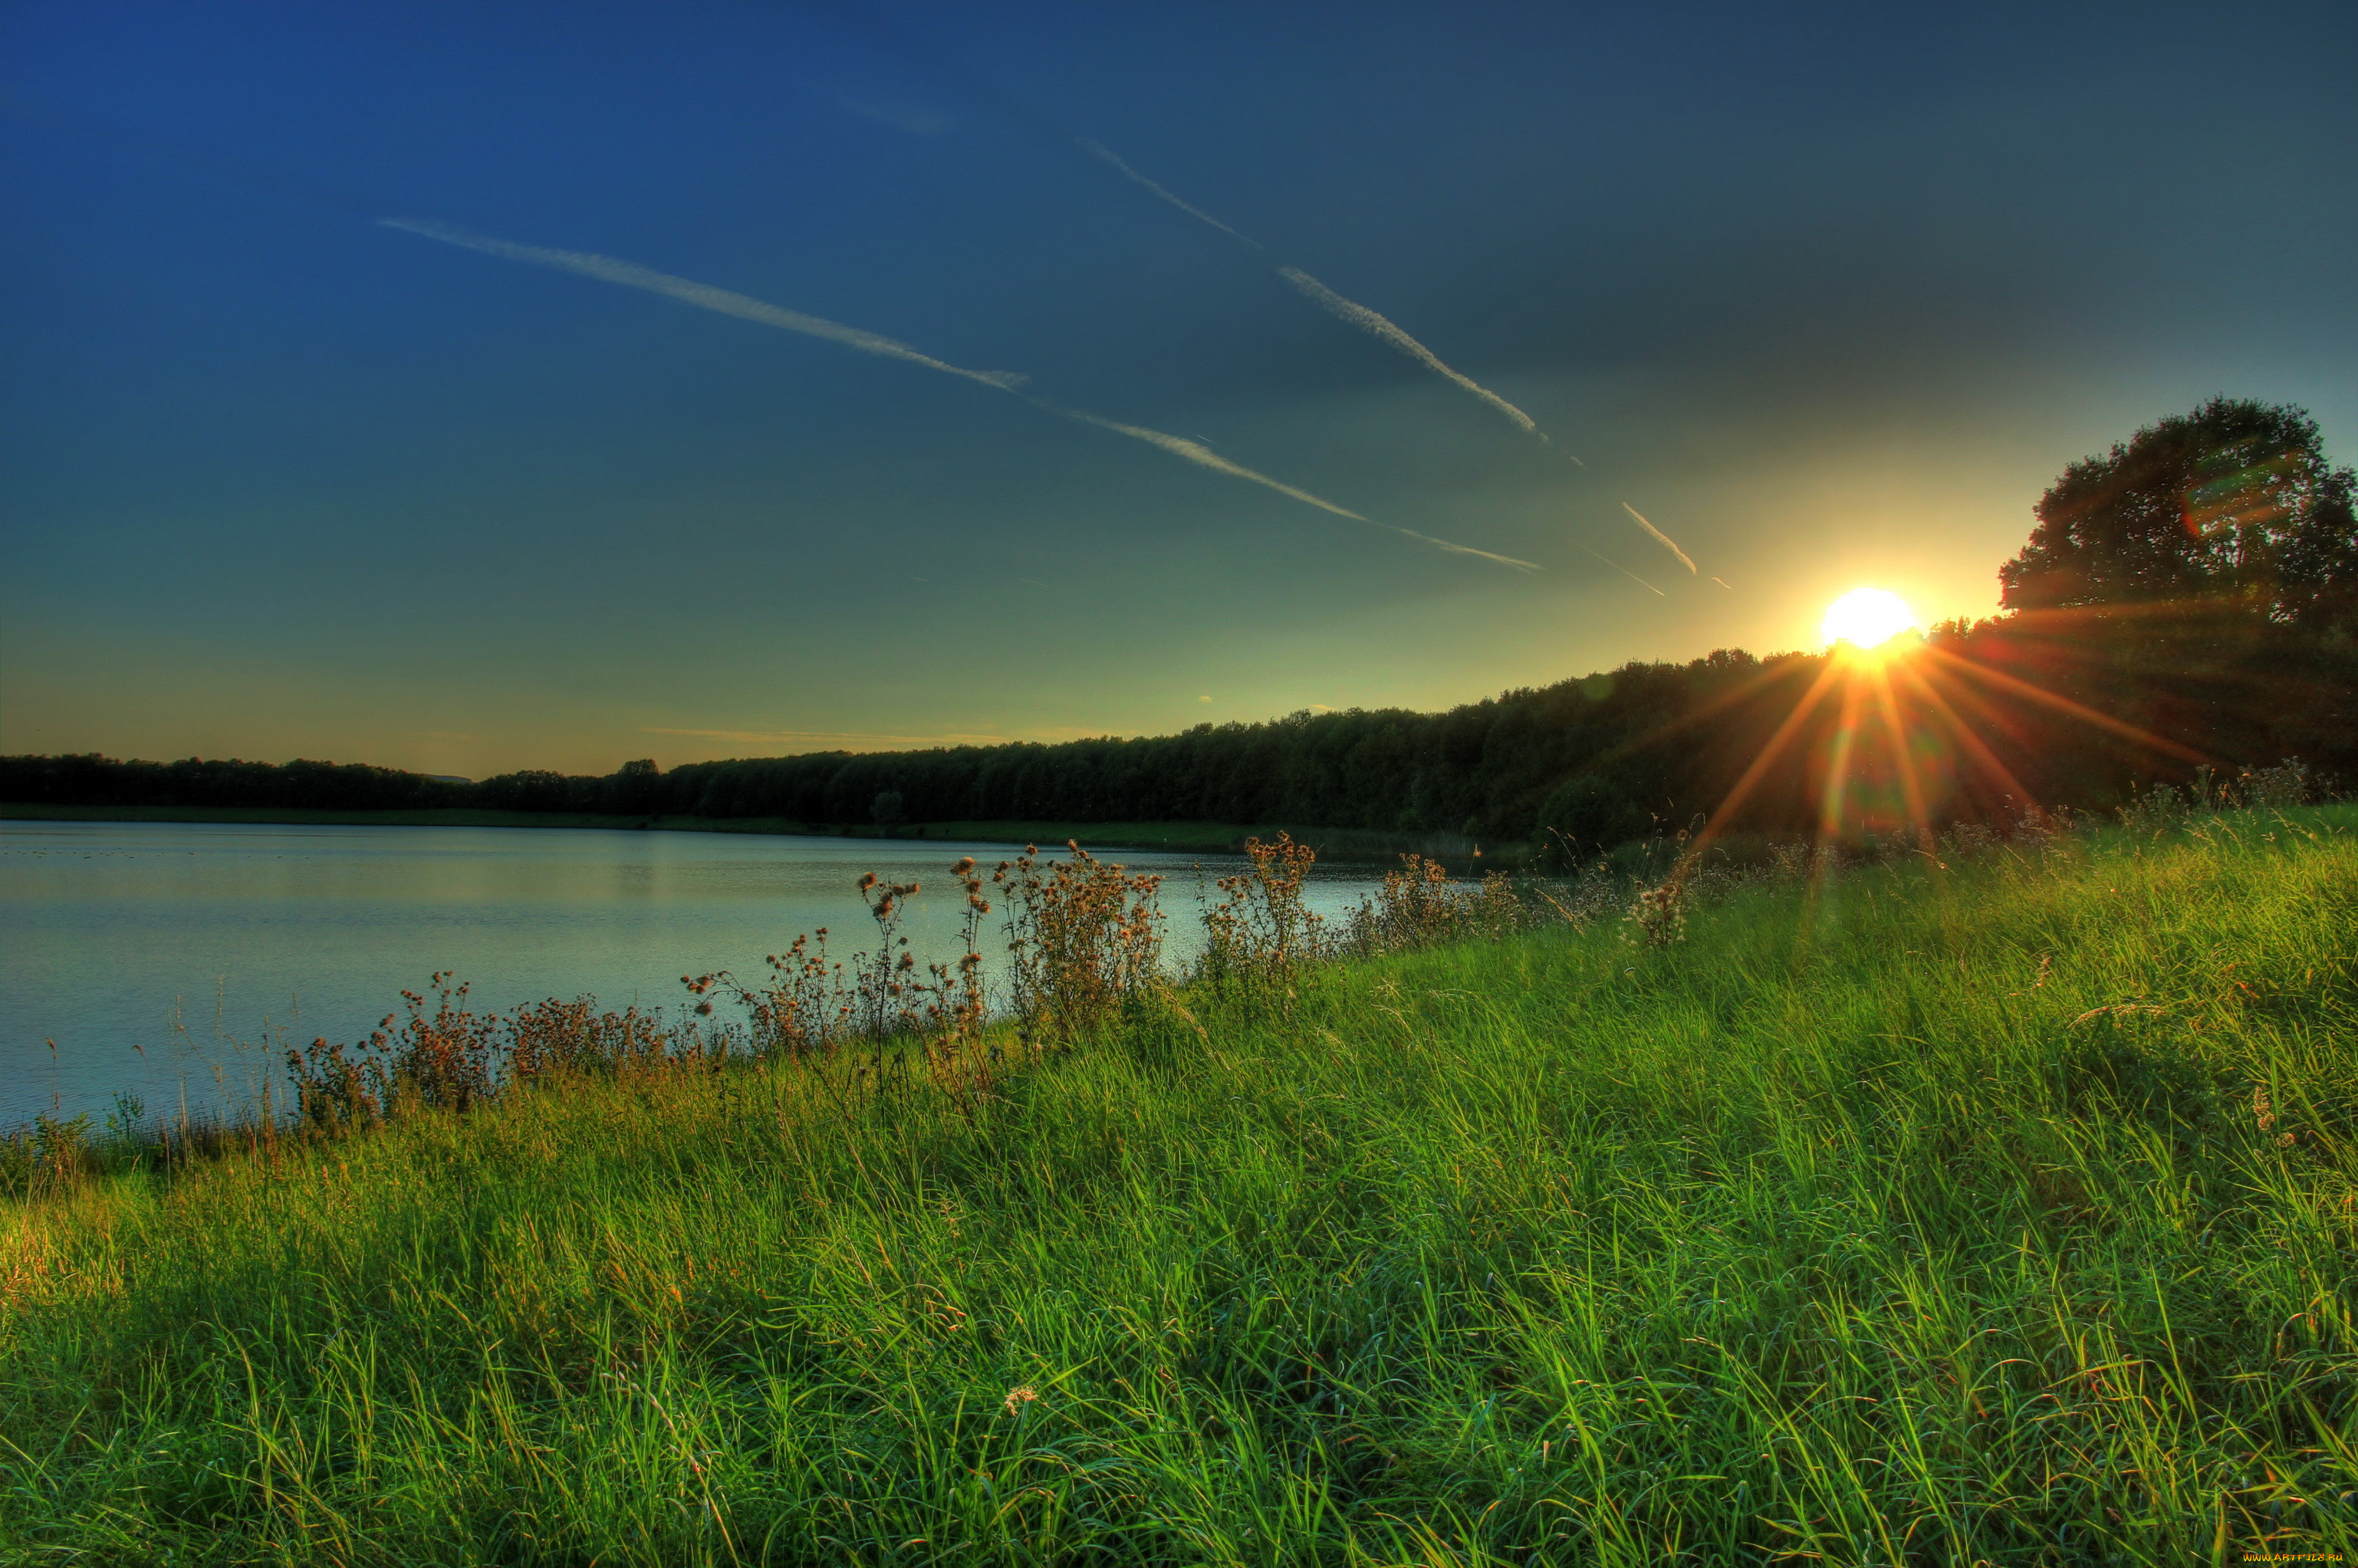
(1626, 879, 1687, 946)
(1003, 1385, 1039, 1416)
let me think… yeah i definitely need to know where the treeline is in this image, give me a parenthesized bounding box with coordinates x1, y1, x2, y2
(0, 753, 662, 819)
(0, 755, 477, 814)
(6, 397, 2353, 850)
(7, 610, 2349, 850)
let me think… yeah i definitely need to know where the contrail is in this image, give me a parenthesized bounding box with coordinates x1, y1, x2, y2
(380, 218, 1028, 392)
(1621, 502, 1697, 574)
(382, 216, 1532, 570)
(1060, 137, 1565, 455)
(1576, 543, 1665, 597)
(1036, 400, 1537, 570)
(1075, 139, 1264, 251)
(1279, 266, 1543, 438)
(1712, 576, 1734, 590)
(791, 18, 1592, 467)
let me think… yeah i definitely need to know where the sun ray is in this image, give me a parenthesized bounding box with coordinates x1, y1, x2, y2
(1866, 658, 1937, 850)
(1910, 655, 2047, 753)
(1576, 597, 2220, 889)
(1892, 659, 2040, 816)
(1817, 675, 1867, 840)
(1674, 656, 1847, 873)
(1920, 643, 2212, 766)
(1577, 659, 1817, 774)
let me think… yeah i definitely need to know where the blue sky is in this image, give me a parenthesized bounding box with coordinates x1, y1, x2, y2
(4, 0, 2352, 776)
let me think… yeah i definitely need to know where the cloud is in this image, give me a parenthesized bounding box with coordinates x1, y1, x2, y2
(384, 216, 1532, 571)
(1621, 502, 1698, 573)
(1279, 266, 1541, 437)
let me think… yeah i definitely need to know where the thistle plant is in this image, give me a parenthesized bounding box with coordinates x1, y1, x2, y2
(851, 872, 926, 1041)
(1627, 877, 1688, 946)
(736, 929, 855, 1058)
(918, 856, 994, 1096)
(1199, 833, 1321, 1006)
(994, 842, 1167, 1047)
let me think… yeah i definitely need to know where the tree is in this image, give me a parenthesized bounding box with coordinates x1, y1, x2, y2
(1999, 397, 2358, 627)
(604, 758, 661, 815)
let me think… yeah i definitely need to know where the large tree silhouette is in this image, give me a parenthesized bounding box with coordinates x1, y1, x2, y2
(1999, 396, 2358, 627)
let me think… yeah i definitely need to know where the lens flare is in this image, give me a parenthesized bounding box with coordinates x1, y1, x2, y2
(1821, 587, 1917, 650)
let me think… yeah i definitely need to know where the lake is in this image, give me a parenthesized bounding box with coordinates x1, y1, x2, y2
(1, 820, 1387, 1131)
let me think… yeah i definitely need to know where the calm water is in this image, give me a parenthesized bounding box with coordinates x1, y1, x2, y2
(2, 820, 1386, 1131)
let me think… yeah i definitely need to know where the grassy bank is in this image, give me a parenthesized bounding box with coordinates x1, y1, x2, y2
(1, 803, 1499, 861)
(3, 811, 2355, 1563)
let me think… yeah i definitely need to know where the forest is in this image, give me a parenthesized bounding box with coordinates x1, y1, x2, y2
(8, 399, 2353, 850)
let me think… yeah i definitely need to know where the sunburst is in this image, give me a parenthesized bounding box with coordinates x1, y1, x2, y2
(1820, 587, 1918, 650)
(1573, 597, 2215, 881)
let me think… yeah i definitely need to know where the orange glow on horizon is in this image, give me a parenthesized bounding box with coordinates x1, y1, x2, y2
(1646, 594, 2218, 881)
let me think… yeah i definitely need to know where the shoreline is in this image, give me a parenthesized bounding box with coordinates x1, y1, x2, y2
(0, 801, 1504, 863)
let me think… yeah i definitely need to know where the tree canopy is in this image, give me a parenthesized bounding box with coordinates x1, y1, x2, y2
(1998, 396, 2358, 626)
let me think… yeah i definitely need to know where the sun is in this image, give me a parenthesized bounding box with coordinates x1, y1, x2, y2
(1821, 587, 1918, 651)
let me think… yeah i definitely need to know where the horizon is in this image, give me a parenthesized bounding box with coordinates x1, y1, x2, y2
(4, 2, 2353, 778)
(27, 638, 1838, 777)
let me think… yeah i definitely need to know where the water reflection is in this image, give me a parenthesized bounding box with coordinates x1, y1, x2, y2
(1, 820, 1383, 1129)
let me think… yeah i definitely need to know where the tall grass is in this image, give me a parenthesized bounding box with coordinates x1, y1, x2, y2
(2, 809, 2355, 1563)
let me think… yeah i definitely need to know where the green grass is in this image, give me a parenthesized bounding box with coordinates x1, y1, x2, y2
(4, 810, 2355, 1563)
